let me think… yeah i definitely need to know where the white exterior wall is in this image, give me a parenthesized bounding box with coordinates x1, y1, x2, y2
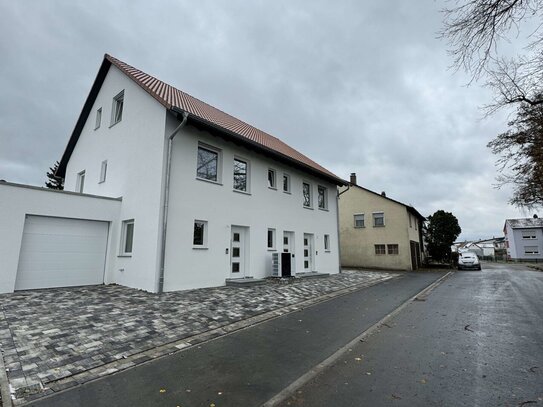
(64, 66, 168, 292)
(0, 183, 121, 293)
(162, 118, 340, 291)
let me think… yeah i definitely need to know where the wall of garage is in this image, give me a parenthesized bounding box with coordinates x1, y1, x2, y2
(0, 181, 121, 294)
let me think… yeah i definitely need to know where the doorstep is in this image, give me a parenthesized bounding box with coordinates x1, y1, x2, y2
(296, 272, 330, 279)
(225, 277, 267, 286)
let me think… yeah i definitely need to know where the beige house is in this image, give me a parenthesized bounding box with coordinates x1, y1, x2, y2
(339, 173, 425, 271)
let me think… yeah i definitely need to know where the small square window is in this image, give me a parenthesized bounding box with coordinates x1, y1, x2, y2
(193, 220, 207, 247)
(267, 228, 276, 249)
(120, 219, 134, 256)
(318, 186, 327, 209)
(95, 108, 102, 130)
(233, 233, 240, 242)
(197, 145, 220, 182)
(268, 169, 276, 189)
(303, 182, 312, 208)
(232, 247, 240, 257)
(111, 90, 124, 125)
(387, 244, 399, 255)
(373, 212, 385, 227)
(232, 262, 240, 273)
(76, 170, 85, 193)
(375, 244, 386, 255)
(354, 214, 365, 228)
(233, 158, 249, 192)
(283, 174, 290, 193)
(99, 160, 107, 183)
(324, 234, 330, 251)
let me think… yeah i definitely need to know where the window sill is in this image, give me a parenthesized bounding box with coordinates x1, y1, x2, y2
(325, 250, 331, 253)
(98, 180, 105, 184)
(233, 189, 251, 196)
(193, 246, 209, 250)
(109, 120, 122, 128)
(283, 191, 291, 194)
(196, 177, 222, 186)
(303, 206, 314, 210)
(354, 226, 365, 229)
(318, 207, 329, 212)
(268, 186, 277, 191)
(267, 248, 277, 251)
(118, 254, 132, 258)
(373, 225, 385, 228)
(94, 126, 100, 131)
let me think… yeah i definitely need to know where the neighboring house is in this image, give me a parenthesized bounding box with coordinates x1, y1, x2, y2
(338, 173, 425, 271)
(504, 217, 543, 261)
(0, 54, 346, 294)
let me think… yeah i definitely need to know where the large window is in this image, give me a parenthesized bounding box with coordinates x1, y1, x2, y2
(267, 228, 276, 250)
(318, 186, 327, 209)
(111, 90, 124, 125)
(354, 214, 365, 228)
(387, 244, 399, 255)
(233, 158, 248, 191)
(303, 182, 312, 208)
(193, 220, 207, 247)
(268, 169, 276, 189)
(373, 212, 385, 227)
(197, 145, 219, 182)
(76, 170, 85, 193)
(120, 219, 134, 256)
(375, 244, 386, 255)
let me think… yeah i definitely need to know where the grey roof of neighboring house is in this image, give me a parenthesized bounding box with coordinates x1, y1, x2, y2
(505, 218, 543, 229)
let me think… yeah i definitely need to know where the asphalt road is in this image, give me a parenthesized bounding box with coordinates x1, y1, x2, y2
(279, 263, 543, 407)
(29, 271, 443, 407)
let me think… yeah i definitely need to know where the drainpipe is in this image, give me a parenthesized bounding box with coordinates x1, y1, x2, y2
(158, 111, 189, 294)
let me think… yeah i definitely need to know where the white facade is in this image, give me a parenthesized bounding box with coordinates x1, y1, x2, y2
(0, 59, 342, 294)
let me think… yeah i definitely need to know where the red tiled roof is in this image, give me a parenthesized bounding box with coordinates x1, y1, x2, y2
(105, 54, 343, 183)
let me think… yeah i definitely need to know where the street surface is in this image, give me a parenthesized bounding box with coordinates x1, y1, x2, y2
(28, 272, 442, 407)
(279, 263, 543, 406)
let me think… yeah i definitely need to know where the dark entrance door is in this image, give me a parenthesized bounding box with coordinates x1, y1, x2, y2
(410, 240, 419, 270)
(281, 252, 292, 277)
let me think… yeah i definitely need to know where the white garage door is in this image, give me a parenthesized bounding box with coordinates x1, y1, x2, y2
(15, 215, 109, 290)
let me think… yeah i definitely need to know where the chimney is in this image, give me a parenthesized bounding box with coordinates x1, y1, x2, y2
(534, 214, 539, 218)
(350, 172, 357, 185)
(381, 191, 386, 197)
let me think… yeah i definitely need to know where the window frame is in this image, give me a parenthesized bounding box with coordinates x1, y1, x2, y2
(196, 143, 222, 184)
(120, 219, 135, 256)
(95, 107, 102, 130)
(268, 168, 277, 189)
(110, 90, 124, 126)
(233, 156, 250, 193)
(354, 214, 365, 228)
(524, 246, 539, 254)
(99, 160, 107, 184)
(324, 234, 331, 252)
(317, 185, 328, 210)
(193, 220, 208, 249)
(76, 170, 85, 193)
(373, 212, 385, 227)
(522, 234, 537, 240)
(282, 173, 291, 193)
(267, 228, 276, 250)
(387, 244, 399, 255)
(302, 182, 312, 208)
(374, 244, 386, 255)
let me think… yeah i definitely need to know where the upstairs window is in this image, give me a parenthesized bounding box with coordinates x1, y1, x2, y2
(268, 169, 276, 189)
(197, 145, 219, 182)
(95, 108, 102, 129)
(303, 182, 312, 208)
(524, 246, 539, 254)
(111, 90, 124, 125)
(318, 186, 327, 209)
(233, 158, 248, 192)
(99, 160, 107, 183)
(373, 212, 385, 227)
(409, 214, 412, 228)
(522, 234, 537, 239)
(76, 170, 85, 193)
(354, 214, 365, 228)
(283, 174, 290, 193)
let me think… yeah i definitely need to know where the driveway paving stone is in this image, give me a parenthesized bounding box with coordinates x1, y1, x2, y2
(0, 270, 398, 404)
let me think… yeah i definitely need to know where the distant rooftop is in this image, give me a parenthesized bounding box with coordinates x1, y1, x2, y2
(505, 218, 543, 228)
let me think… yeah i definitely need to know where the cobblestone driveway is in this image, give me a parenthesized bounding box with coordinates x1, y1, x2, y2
(0, 270, 398, 403)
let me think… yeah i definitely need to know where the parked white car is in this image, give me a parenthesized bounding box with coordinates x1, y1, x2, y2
(458, 252, 482, 270)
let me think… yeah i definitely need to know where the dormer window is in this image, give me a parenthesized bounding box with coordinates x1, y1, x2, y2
(111, 90, 124, 126)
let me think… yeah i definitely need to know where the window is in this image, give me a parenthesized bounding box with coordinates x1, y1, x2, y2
(268, 169, 276, 189)
(283, 174, 290, 193)
(409, 214, 412, 228)
(95, 108, 102, 129)
(111, 90, 124, 125)
(522, 234, 537, 239)
(373, 212, 385, 227)
(233, 158, 248, 192)
(197, 145, 220, 182)
(193, 220, 207, 247)
(76, 170, 85, 193)
(324, 234, 330, 251)
(354, 214, 365, 228)
(415, 219, 418, 230)
(267, 228, 276, 250)
(318, 186, 328, 209)
(375, 244, 386, 255)
(99, 160, 107, 183)
(120, 220, 134, 256)
(524, 246, 539, 254)
(387, 244, 399, 255)
(303, 182, 312, 207)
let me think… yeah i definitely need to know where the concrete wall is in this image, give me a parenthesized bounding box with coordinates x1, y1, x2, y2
(64, 65, 168, 292)
(0, 182, 121, 293)
(339, 186, 418, 270)
(162, 116, 341, 291)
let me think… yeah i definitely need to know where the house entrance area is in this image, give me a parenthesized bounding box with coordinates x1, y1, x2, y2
(282, 231, 295, 276)
(303, 233, 314, 272)
(410, 240, 421, 270)
(230, 226, 249, 278)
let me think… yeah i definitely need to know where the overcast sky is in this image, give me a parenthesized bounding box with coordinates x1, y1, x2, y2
(0, 0, 534, 240)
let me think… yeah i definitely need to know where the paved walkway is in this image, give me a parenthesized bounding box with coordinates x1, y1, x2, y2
(0, 270, 398, 404)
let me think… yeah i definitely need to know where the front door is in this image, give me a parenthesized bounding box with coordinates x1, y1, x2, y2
(303, 233, 313, 272)
(282, 231, 295, 276)
(230, 226, 246, 278)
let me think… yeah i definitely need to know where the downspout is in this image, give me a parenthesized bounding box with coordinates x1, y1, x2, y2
(158, 111, 189, 293)
(336, 184, 350, 273)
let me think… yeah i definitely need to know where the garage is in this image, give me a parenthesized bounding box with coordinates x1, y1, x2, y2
(15, 215, 109, 290)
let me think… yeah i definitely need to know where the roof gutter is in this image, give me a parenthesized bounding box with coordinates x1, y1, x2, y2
(158, 110, 189, 294)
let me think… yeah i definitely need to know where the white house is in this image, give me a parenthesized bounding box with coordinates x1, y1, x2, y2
(504, 217, 543, 261)
(0, 54, 345, 294)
